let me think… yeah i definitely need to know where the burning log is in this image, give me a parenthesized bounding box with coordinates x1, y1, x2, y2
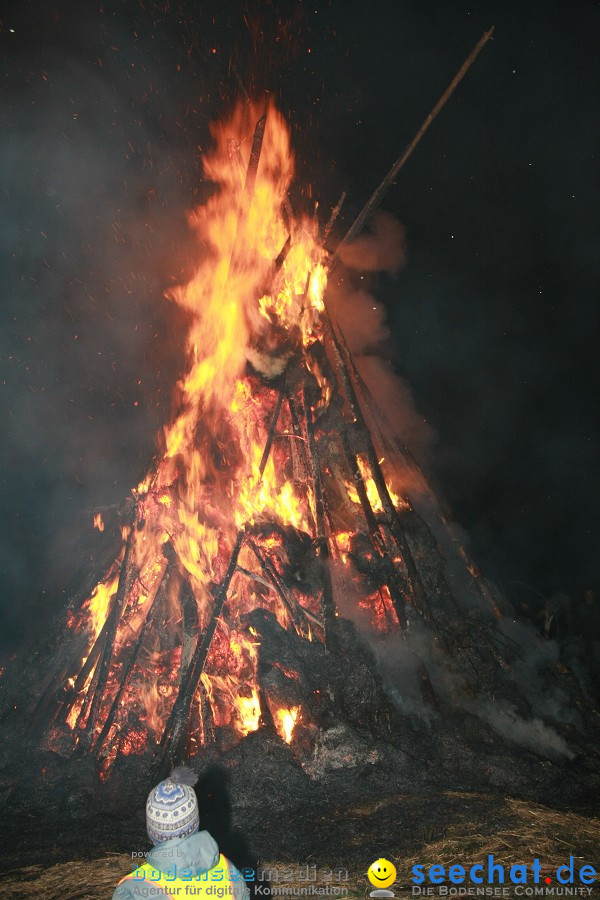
(258, 383, 286, 475)
(93, 550, 175, 757)
(339, 432, 408, 630)
(29, 530, 125, 731)
(198, 678, 215, 748)
(30, 628, 96, 731)
(274, 234, 292, 271)
(286, 393, 311, 482)
(241, 113, 266, 205)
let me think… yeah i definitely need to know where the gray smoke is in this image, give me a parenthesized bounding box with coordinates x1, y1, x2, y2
(327, 211, 436, 463)
(0, 29, 203, 644)
(336, 210, 406, 274)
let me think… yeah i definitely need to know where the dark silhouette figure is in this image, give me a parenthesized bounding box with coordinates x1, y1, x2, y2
(195, 765, 262, 896)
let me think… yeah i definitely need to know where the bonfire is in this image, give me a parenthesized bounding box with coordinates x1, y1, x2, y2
(4, 32, 595, 817)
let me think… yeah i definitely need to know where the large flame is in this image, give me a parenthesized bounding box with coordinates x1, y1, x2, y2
(59, 101, 405, 772)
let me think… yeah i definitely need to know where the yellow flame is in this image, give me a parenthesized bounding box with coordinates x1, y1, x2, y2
(87, 572, 119, 640)
(234, 440, 307, 531)
(275, 706, 300, 743)
(345, 456, 407, 514)
(235, 689, 261, 736)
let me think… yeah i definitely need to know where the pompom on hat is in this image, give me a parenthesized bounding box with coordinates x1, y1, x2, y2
(146, 766, 200, 845)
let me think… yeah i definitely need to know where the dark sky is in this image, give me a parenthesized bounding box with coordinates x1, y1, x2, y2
(0, 0, 598, 650)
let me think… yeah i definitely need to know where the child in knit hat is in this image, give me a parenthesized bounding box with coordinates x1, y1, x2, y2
(113, 767, 250, 900)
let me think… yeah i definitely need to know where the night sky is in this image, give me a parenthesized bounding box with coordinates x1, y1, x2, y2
(1, 0, 598, 651)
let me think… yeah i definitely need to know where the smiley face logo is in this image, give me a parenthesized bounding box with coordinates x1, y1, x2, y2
(368, 858, 397, 889)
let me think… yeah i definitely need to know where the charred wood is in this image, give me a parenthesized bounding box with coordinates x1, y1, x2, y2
(181, 576, 200, 674)
(321, 191, 346, 245)
(325, 319, 434, 626)
(339, 432, 408, 629)
(243, 113, 267, 205)
(286, 394, 311, 481)
(247, 538, 306, 636)
(302, 386, 337, 647)
(259, 383, 286, 476)
(274, 234, 292, 272)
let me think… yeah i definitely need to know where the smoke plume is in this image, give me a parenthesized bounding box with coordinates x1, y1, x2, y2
(327, 211, 436, 463)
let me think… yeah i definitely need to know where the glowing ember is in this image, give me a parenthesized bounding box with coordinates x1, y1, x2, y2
(359, 586, 399, 633)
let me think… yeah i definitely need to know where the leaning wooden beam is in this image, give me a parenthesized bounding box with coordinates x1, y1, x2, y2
(325, 319, 434, 626)
(321, 191, 347, 245)
(156, 529, 245, 767)
(339, 431, 408, 630)
(333, 344, 475, 626)
(302, 386, 337, 647)
(286, 394, 311, 480)
(227, 113, 267, 279)
(329, 27, 495, 271)
(198, 677, 216, 748)
(180, 576, 200, 674)
(337, 326, 433, 625)
(78, 507, 139, 748)
(247, 539, 305, 636)
(55, 599, 117, 727)
(360, 372, 501, 620)
(30, 534, 125, 729)
(274, 234, 292, 272)
(236, 565, 274, 592)
(333, 328, 477, 631)
(30, 631, 91, 730)
(243, 114, 267, 208)
(93, 553, 174, 756)
(259, 383, 286, 475)
(340, 431, 382, 541)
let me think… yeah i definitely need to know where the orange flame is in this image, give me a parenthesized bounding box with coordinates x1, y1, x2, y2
(345, 455, 408, 514)
(93, 513, 105, 532)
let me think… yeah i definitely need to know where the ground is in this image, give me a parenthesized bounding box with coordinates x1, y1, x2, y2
(2, 791, 599, 899)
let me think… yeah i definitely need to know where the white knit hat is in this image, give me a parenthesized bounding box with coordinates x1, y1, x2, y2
(146, 767, 200, 845)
